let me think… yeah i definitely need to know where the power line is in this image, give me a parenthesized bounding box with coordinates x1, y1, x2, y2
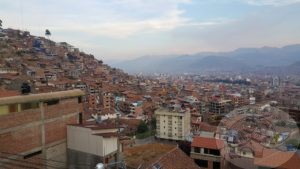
(0, 153, 66, 169)
(0, 151, 92, 168)
(0, 156, 41, 169)
(0, 155, 64, 169)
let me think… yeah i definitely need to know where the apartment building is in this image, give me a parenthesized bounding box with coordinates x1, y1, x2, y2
(191, 137, 224, 169)
(209, 99, 233, 114)
(226, 93, 245, 107)
(101, 92, 114, 110)
(155, 106, 191, 141)
(0, 89, 84, 164)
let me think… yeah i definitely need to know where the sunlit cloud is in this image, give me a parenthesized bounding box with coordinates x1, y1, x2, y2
(243, 0, 300, 6)
(0, 0, 299, 60)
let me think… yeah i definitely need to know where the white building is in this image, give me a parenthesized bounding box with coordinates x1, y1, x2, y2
(249, 97, 256, 105)
(67, 124, 118, 162)
(155, 106, 191, 141)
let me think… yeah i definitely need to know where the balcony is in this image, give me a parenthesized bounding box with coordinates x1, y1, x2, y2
(190, 152, 221, 162)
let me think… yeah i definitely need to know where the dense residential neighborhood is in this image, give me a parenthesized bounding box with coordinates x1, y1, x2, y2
(1, 26, 300, 169)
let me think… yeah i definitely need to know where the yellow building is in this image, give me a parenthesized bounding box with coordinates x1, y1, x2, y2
(155, 107, 191, 141)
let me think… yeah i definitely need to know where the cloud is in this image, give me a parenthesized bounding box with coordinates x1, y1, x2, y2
(5, 0, 228, 39)
(243, 0, 300, 6)
(1, 0, 299, 60)
(170, 3, 300, 52)
(0, 0, 194, 38)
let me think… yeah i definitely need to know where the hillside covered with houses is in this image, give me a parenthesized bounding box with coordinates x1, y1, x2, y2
(0, 28, 155, 122)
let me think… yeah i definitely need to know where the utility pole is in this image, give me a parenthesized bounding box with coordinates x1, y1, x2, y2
(116, 113, 120, 169)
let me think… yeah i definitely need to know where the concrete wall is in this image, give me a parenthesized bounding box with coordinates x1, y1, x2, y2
(0, 94, 82, 157)
(103, 137, 118, 156)
(67, 125, 117, 157)
(67, 149, 102, 169)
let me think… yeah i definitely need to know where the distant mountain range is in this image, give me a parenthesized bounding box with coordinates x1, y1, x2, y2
(112, 44, 300, 74)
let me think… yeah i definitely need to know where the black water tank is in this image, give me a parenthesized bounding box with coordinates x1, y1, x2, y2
(21, 83, 31, 94)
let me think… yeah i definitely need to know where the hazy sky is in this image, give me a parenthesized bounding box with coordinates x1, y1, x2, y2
(1, 0, 300, 61)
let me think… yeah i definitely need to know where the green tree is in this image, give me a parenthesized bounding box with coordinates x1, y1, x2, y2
(0, 19, 2, 28)
(45, 29, 51, 38)
(45, 29, 52, 56)
(150, 117, 156, 130)
(137, 121, 148, 133)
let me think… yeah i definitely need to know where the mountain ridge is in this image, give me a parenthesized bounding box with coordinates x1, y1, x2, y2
(112, 44, 300, 74)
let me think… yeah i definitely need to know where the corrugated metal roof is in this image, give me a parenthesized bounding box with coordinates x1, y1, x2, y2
(0, 89, 84, 105)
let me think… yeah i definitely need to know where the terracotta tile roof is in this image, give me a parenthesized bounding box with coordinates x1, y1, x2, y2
(124, 144, 200, 169)
(192, 137, 224, 150)
(280, 153, 300, 169)
(0, 73, 20, 80)
(254, 149, 300, 169)
(146, 147, 200, 169)
(0, 89, 19, 98)
(124, 143, 174, 168)
(192, 122, 217, 132)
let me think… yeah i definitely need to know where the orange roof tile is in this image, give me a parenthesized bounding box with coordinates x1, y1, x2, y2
(124, 144, 200, 169)
(254, 149, 300, 169)
(0, 89, 20, 98)
(192, 136, 224, 150)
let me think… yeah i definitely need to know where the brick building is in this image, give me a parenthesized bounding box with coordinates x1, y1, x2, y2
(0, 89, 84, 167)
(209, 99, 233, 114)
(101, 92, 114, 110)
(191, 137, 225, 169)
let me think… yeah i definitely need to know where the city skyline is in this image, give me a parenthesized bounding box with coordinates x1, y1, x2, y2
(1, 0, 300, 61)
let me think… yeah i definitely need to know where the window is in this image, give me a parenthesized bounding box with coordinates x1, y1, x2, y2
(213, 162, 221, 169)
(0, 104, 19, 115)
(0, 105, 9, 115)
(23, 150, 42, 159)
(79, 112, 83, 124)
(9, 104, 18, 113)
(21, 102, 39, 111)
(204, 148, 209, 154)
(210, 149, 220, 156)
(78, 96, 82, 103)
(194, 147, 201, 153)
(45, 99, 59, 106)
(195, 159, 208, 168)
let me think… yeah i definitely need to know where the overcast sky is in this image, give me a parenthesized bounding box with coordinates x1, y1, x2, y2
(1, 0, 300, 61)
